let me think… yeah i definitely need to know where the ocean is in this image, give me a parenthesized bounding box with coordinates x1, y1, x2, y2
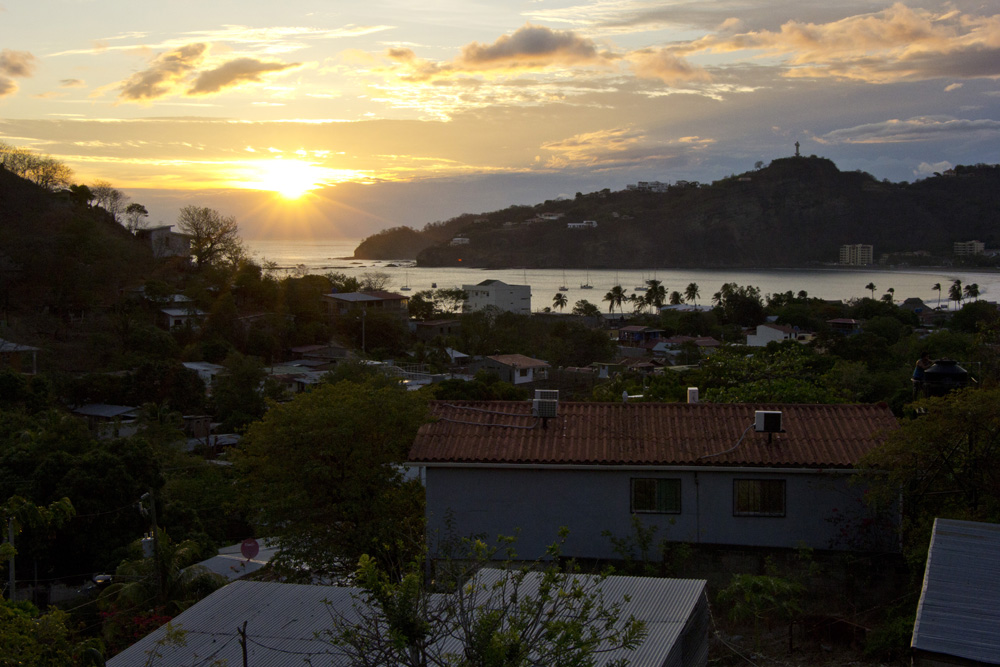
(245, 238, 997, 308)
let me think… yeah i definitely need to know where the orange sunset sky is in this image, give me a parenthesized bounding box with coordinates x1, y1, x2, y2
(2, 1, 999, 239)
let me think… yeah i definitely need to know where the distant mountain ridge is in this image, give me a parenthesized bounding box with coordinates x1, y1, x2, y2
(353, 157, 1000, 269)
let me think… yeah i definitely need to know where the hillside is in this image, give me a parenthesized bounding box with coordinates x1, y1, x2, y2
(0, 167, 153, 314)
(354, 157, 1000, 268)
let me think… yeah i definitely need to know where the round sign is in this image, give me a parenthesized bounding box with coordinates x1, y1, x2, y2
(240, 538, 260, 560)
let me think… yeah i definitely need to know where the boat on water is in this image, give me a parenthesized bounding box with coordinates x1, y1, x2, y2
(400, 271, 411, 291)
(580, 272, 593, 289)
(559, 271, 569, 292)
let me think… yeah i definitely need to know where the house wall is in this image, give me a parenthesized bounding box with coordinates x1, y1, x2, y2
(462, 283, 531, 314)
(423, 466, 877, 559)
(746, 326, 789, 347)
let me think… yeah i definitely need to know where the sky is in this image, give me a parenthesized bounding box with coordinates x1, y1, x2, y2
(1, 1, 999, 240)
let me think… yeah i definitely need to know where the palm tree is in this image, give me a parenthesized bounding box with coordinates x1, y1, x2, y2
(932, 282, 942, 308)
(865, 282, 876, 298)
(552, 292, 568, 312)
(949, 279, 963, 309)
(603, 290, 616, 313)
(606, 284, 626, 313)
(685, 282, 700, 305)
(101, 532, 225, 615)
(797, 290, 808, 300)
(670, 290, 684, 305)
(886, 287, 895, 303)
(644, 279, 666, 312)
(964, 283, 980, 302)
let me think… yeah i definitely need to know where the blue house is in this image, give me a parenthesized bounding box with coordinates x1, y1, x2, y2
(409, 400, 898, 558)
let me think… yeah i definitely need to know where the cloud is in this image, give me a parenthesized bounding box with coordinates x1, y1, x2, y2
(945, 83, 963, 92)
(915, 161, 953, 176)
(456, 24, 611, 70)
(541, 126, 648, 167)
(119, 43, 208, 101)
(818, 117, 1000, 144)
(0, 78, 16, 97)
(188, 57, 301, 95)
(0, 49, 36, 77)
(60, 78, 86, 88)
(626, 48, 711, 85)
(678, 3, 1000, 84)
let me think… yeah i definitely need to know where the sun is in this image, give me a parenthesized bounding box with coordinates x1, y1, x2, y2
(249, 159, 328, 200)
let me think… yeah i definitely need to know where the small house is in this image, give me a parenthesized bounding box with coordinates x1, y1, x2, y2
(478, 354, 550, 385)
(409, 401, 899, 559)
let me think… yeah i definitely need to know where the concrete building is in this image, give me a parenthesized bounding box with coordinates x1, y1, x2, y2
(954, 240, 985, 256)
(135, 225, 193, 259)
(462, 279, 531, 314)
(839, 244, 874, 266)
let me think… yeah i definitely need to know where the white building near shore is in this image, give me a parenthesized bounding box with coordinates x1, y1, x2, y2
(462, 279, 531, 314)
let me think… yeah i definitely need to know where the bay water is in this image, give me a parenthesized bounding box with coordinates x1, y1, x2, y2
(245, 238, 997, 309)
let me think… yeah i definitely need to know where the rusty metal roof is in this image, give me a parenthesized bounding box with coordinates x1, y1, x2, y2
(410, 401, 897, 468)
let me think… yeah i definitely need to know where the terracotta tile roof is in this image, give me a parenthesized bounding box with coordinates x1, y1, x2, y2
(487, 354, 550, 369)
(410, 401, 897, 468)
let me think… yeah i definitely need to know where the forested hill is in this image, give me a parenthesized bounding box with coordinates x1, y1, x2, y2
(354, 157, 1000, 268)
(0, 167, 151, 314)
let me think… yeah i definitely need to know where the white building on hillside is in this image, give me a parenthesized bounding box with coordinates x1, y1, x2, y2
(462, 279, 531, 314)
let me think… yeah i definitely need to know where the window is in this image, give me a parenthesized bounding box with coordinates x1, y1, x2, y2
(631, 478, 681, 514)
(733, 479, 785, 517)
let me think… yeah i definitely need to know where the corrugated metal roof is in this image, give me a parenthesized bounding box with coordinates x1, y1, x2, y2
(108, 571, 706, 667)
(911, 518, 1000, 664)
(410, 401, 897, 468)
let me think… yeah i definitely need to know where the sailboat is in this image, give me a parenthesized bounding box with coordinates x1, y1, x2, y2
(580, 272, 593, 289)
(559, 270, 569, 292)
(399, 271, 411, 291)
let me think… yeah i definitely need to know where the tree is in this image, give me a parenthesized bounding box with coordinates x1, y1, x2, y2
(123, 203, 149, 233)
(553, 292, 568, 312)
(176, 206, 244, 268)
(211, 352, 282, 432)
(699, 344, 844, 403)
(0, 142, 73, 190)
(717, 573, 803, 653)
(684, 282, 700, 305)
(949, 279, 963, 308)
(409, 290, 437, 320)
(669, 290, 683, 305)
(360, 271, 392, 291)
(572, 299, 600, 317)
(932, 282, 942, 308)
(434, 288, 468, 314)
(0, 600, 96, 665)
(861, 388, 1000, 565)
(90, 179, 130, 223)
(865, 282, 877, 299)
(326, 530, 646, 667)
(644, 280, 666, 312)
(99, 532, 226, 653)
(236, 378, 428, 580)
(964, 282, 980, 302)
